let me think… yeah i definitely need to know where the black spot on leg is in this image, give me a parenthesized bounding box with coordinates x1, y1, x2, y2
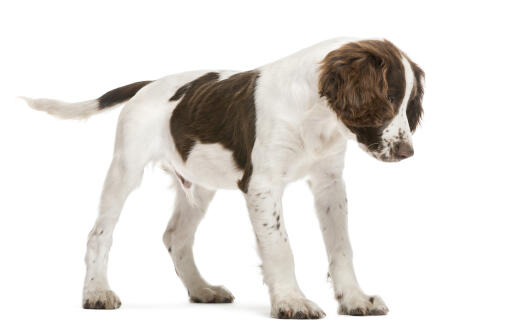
(276, 223, 280, 230)
(369, 297, 375, 304)
(168, 246, 172, 253)
(326, 206, 330, 214)
(276, 215, 280, 221)
(263, 223, 267, 226)
(272, 211, 276, 217)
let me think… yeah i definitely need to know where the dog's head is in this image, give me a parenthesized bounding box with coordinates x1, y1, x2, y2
(319, 40, 424, 162)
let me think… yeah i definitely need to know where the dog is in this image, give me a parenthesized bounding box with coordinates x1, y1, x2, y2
(23, 37, 424, 319)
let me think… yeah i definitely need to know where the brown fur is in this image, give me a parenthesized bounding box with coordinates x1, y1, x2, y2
(405, 58, 425, 132)
(98, 81, 153, 109)
(319, 40, 424, 151)
(318, 40, 406, 128)
(169, 71, 260, 193)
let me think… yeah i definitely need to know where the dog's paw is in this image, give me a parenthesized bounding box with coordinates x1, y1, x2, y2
(271, 296, 326, 319)
(83, 289, 121, 309)
(337, 292, 388, 316)
(189, 285, 234, 303)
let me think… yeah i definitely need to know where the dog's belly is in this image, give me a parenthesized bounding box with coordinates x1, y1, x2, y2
(173, 144, 314, 191)
(174, 142, 243, 190)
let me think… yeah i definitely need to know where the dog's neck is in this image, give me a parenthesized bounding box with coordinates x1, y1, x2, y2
(257, 37, 361, 140)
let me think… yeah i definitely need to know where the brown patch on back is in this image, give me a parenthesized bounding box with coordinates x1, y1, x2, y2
(169, 71, 260, 193)
(318, 40, 405, 129)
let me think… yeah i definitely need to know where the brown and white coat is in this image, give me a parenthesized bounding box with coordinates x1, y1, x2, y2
(23, 37, 424, 319)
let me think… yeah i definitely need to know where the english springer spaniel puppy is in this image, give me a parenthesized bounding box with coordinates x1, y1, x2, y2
(23, 37, 424, 319)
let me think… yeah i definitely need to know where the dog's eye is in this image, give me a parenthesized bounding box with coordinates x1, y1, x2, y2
(387, 95, 394, 103)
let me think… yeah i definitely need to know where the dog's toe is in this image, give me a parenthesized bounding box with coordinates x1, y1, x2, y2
(338, 293, 388, 316)
(83, 289, 121, 310)
(272, 296, 325, 319)
(189, 285, 234, 303)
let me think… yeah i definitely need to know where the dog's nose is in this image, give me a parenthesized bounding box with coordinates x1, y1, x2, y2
(396, 142, 414, 159)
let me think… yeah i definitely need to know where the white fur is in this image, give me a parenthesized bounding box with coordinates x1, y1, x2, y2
(20, 97, 100, 120)
(23, 37, 416, 316)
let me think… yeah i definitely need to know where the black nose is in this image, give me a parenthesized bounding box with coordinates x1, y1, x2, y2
(396, 142, 414, 159)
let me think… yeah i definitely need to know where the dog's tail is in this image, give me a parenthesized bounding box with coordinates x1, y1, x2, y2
(21, 80, 153, 120)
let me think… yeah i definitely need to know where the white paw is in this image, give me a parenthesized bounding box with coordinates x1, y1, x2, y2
(83, 289, 121, 309)
(189, 285, 234, 303)
(337, 292, 388, 316)
(271, 296, 325, 319)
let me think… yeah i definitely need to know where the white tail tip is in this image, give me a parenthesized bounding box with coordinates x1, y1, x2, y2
(19, 96, 100, 120)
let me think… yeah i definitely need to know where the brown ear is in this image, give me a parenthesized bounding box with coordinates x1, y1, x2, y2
(319, 40, 396, 127)
(407, 60, 425, 132)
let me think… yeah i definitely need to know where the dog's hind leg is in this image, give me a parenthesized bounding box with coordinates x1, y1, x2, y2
(81, 101, 157, 309)
(162, 180, 234, 303)
(82, 153, 144, 309)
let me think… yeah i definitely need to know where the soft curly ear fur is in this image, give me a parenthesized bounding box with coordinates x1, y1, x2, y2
(319, 40, 403, 128)
(406, 59, 425, 132)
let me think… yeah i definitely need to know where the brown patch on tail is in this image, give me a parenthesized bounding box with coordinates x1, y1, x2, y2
(98, 80, 153, 109)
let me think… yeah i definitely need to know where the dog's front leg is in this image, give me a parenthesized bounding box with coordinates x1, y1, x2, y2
(245, 185, 325, 319)
(309, 156, 389, 316)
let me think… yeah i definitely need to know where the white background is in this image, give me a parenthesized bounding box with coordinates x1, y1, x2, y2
(1, 0, 510, 330)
